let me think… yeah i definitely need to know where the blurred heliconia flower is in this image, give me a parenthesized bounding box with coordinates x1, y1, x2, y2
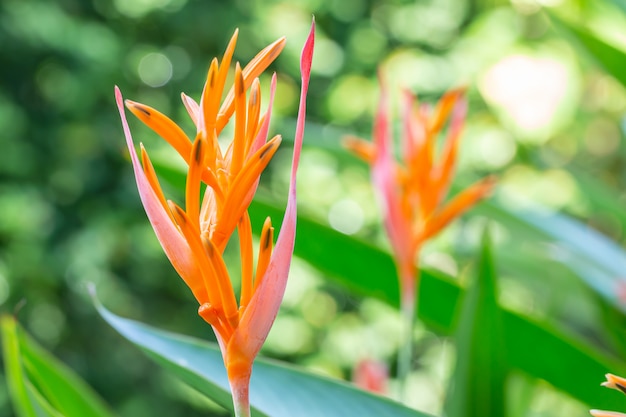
(344, 82, 495, 311)
(353, 358, 389, 394)
(590, 374, 626, 417)
(344, 79, 495, 389)
(115, 22, 315, 417)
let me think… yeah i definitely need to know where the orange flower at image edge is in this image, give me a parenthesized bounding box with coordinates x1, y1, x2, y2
(116, 22, 315, 417)
(591, 374, 626, 417)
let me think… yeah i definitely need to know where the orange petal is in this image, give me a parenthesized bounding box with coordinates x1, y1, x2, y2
(238, 212, 254, 312)
(230, 62, 247, 175)
(429, 88, 465, 135)
(168, 201, 227, 313)
(200, 58, 221, 131)
(433, 94, 467, 204)
(198, 302, 230, 341)
(253, 217, 274, 293)
(200, 233, 240, 329)
(248, 73, 277, 157)
(115, 87, 207, 304)
(602, 373, 626, 394)
(419, 176, 496, 243)
(343, 135, 376, 163)
(212, 29, 239, 131)
(245, 78, 262, 155)
(185, 135, 207, 228)
(212, 136, 282, 249)
(125, 99, 192, 163)
(217, 37, 286, 132)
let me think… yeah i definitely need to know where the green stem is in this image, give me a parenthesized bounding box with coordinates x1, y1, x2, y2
(397, 264, 419, 402)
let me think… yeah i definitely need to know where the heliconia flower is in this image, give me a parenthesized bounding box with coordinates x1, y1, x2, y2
(344, 80, 496, 309)
(590, 374, 626, 417)
(116, 22, 315, 417)
(344, 79, 495, 391)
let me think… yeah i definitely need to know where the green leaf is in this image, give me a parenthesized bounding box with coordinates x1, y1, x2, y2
(247, 198, 626, 410)
(550, 12, 626, 87)
(445, 230, 506, 417)
(148, 142, 626, 409)
(93, 295, 433, 417)
(1, 315, 114, 417)
(2, 315, 38, 417)
(16, 324, 115, 417)
(477, 197, 626, 313)
(1, 315, 64, 417)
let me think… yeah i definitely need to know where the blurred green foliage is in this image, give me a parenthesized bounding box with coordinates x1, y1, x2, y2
(3, 0, 626, 416)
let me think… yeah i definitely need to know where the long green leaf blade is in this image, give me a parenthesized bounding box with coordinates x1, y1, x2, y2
(1, 315, 38, 417)
(248, 198, 626, 410)
(148, 152, 626, 409)
(16, 325, 114, 417)
(93, 295, 433, 417)
(477, 197, 626, 312)
(550, 13, 626, 87)
(445, 231, 506, 417)
(0, 316, 64, 417)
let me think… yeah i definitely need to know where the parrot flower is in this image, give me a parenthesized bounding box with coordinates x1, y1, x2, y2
(116, 22, 314, 417)
(344, 81, 495, 313)
(590, 374, 626, 417)
(344, 79, 495, 386)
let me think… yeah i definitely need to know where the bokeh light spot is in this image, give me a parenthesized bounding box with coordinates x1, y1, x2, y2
(327, 75, 376, 124)
(28, 303, 66, 345)
(264, 315, 314, 355)
(500, 166, 580, 210)
(328, 198, 364, 235)
(480, 54, 573, 139)
(465, 126, 517, 169)
(347, 24, 387, 65)
(584, 117, 620, 156)
(138, 53, 173, 88)
(311, 38, 344, 77)
(330, 0, 366, 22)
(383, 50, 454, 93)
(113, 0, 186, 18)
(301, 291, 337, 327)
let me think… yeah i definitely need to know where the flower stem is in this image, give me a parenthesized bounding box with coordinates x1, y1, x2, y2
(397, 263, 419, 403)
(230, 375, 251, 417)
(234, 400, 250, 417)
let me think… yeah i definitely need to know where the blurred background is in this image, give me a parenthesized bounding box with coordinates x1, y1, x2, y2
(2, 0, 626, 416)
